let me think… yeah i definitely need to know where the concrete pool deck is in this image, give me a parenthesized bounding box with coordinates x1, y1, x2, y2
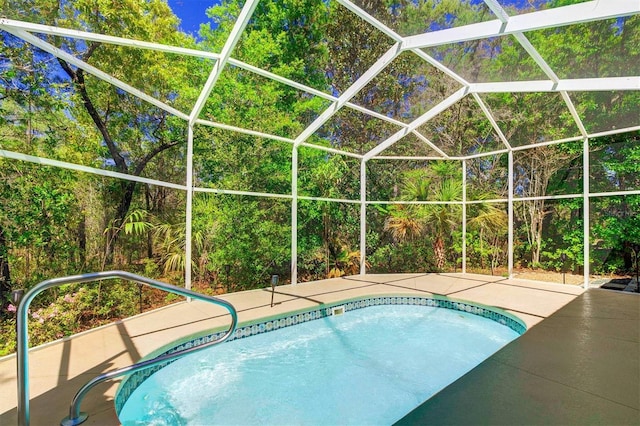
(397, 288, 640, 425)
(0, 272, 611, 425)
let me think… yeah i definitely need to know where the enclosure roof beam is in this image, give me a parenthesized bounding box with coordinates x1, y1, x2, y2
(336, 0, 471, 162)
(194, 119, 296, 144)
(588, 125, 640, 139)
(508, 22, 590, 138)
(402, 0, 640, 50)
(556, 77, 640, 92)
(2, 27, 189, 120)
(194, 119, 364, 159)
(224, 57, 415, 137)
(409, 49, 469, 88)
(298, 142, 364, 159)
(333, 0, 471, 154)
(477, 3, 541, 150)
(364, 87, 468, 160)
(471, 93, 512, 150)
(483, 0, 511, 24)
(561, 92, 588, 138)
(337, 0, 401, 42)
(513, 33, 589, 136)
(0, 18, 420, 131)
(450, 147, 510, 161)
(188, 0, 260, 125)
(373, 156, 445, 161)
(339, 0, 470, 87)
(512, 33, 560, 84)
(509, 136, 585, 152)
(229, 56, 412, 132)
(0, 18, 222, 60)
(412, 131, 448, 158)
(293, 42, 402, 147)
(340, 0, 518, 158)
(469, 77, 640, 93)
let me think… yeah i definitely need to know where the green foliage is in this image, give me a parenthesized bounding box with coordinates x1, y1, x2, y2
(0, 162, 83, 288)
(0, 283, 141, 356)
(0, 316, 16, 356)
(1, 0, 639, 358)
(195, 194, 291, 289)
(105, 209, 152, 244)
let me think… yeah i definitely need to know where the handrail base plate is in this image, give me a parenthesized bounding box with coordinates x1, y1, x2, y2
(60, 412, 88, 426)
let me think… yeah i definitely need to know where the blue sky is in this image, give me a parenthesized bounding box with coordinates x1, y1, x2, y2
(165, 0, 545, 36)
(167, 0, 220, 36)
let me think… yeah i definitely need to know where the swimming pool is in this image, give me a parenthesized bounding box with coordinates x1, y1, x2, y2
(117, 296, 525, 425)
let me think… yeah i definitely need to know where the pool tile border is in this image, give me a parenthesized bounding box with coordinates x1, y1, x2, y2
(115, 295, 526, 413)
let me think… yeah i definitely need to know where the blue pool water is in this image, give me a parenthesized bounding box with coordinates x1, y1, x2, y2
(119, 304, 520, 425)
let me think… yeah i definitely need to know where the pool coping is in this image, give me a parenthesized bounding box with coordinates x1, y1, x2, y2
(137, 292, 528, 360)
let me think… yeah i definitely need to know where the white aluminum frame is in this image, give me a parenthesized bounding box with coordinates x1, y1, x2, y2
(0, 0, 638, 289)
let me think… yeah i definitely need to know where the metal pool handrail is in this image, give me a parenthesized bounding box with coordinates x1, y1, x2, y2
(15, 270, 238, 426)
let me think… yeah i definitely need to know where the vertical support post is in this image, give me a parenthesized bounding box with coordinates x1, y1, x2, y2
(270, 275, 278, 307)
(291, 146, 298, 285)
(185, 124, 194, 292)
(462, 160, 467, 274)
(15, 293, 28, 426)
(360, 160, 367, 275)
(508, 150, 514, 278)
(583, 137, 590, 289)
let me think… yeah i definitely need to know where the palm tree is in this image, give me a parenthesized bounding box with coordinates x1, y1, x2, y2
(385, 162, 505, 271)
(419, 178, 462, 269)
(467, 195, 508, 272)
(384, 204, 424, 243)
(404, 162, 461, 270)
(385, 163, 462, 270)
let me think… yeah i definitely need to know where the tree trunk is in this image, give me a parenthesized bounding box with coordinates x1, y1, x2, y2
(104, 180, 136, 266)
(77, 212, 86, 267)
(479, 227, 485, 269)
(490, 235, 499, 275)
(433, 236, 446, 270)
(145, 185, 153, 259)
(515, 146, 576, 267)
(530, 205, 545, 266)
(323, 206, 330, 276)
(0, 224, 12, 312)
(59, 58, 180, 268)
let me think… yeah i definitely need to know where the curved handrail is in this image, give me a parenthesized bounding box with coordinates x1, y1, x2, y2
(15, 271, 237, 426)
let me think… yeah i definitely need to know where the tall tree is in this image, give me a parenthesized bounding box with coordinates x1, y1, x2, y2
(2, 0, 199, 265)
(59, 1, 195, 264)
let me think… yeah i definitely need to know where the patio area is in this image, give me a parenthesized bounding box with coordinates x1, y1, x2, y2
(0, 272, 599, 425)
(398, 287, 640, 425)
(1, 2, 639, 425)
